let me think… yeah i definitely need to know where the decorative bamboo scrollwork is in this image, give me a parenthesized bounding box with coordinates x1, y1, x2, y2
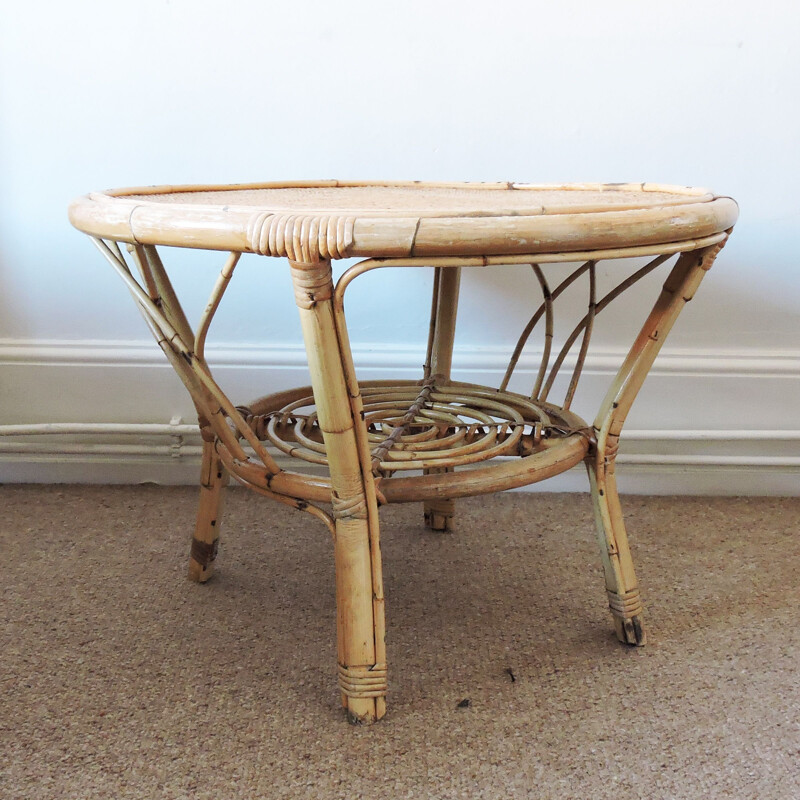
(499, 253, 675, 409)
(92, 236, 724, 512)
(257, 382, 577, 474)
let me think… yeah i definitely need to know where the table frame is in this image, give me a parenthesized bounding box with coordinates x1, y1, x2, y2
(90, 230, 729, 724)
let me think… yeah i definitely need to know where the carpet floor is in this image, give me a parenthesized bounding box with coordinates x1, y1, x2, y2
(1, 486, 798, 799)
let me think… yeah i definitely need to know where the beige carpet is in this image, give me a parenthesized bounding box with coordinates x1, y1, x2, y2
(1, 486, 799, 799)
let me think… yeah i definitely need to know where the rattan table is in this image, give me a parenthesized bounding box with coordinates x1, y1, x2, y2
(69, 181, 738, 724)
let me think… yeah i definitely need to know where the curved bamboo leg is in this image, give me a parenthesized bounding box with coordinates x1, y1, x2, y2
(589, 240, 727, 645)
(189, 439, 229, 582)
(423, 267, 461, 532)
(586, 443, 645, 644)
(290, 257, 387, 724)
(125, 246, 237, 584)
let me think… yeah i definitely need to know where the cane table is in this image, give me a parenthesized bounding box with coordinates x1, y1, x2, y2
(69, 181, 738, 724)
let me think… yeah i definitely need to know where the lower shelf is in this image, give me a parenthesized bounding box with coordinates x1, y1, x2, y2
(223, 380, 593, 503)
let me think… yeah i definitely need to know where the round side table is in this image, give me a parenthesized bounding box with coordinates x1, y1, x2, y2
(69, 181, 738, 723)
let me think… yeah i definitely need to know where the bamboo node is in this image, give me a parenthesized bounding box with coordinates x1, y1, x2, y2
(247, 212, 354, 260)
(331, 492, 369, 521)
(338, 663, 388, 699)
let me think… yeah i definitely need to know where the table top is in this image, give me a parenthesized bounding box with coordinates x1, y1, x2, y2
(69, 180, 738, 261)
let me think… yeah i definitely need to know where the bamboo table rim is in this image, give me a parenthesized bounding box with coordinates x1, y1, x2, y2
(69, 180, 738, 259)
(68, 180, 738, 725)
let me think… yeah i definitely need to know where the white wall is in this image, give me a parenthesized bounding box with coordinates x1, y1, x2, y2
(1, 1, 798, 492)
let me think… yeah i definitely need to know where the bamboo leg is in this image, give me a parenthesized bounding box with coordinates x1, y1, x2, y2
(189, 440, 229, 582)
(588, 241, 727, 644)
(586, 445, 644, 645)
(423, 485, 455, 532)
(423, 267, 461, 532)
(290, 257, 386, 724)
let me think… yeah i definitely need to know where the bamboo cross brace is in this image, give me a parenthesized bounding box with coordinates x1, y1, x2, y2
(91, 238, 189, 357)
(135, 244, 195, 348)
(594, 243, 725, 444)
(94, 238, 248, 460)
(94, 241, 231, 447)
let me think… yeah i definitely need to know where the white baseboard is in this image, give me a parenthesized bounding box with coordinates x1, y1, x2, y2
(1, 339, 798, 494)
(2, 337, 798, 374)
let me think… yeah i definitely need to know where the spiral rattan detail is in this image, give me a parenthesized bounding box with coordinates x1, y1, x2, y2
(236, 379, 594, 503)
(244, 381, 586, 470)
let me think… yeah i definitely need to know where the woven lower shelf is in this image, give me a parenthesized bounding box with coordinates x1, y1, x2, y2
(227, 380, 593, 504)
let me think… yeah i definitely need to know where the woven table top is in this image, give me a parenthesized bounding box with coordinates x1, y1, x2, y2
(69, 181, 738, 260)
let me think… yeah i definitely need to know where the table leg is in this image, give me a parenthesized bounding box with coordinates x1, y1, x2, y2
(587, 445, 645, 644)
(423, 267, 461, 532)
(589, 242, 726, 645)
(188, 440, 229, 582)
(290, 257, 387, 724)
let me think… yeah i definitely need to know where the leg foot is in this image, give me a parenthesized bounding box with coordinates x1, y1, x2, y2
(339, 663, 388, 724)
(614, 614, 646, 646)
(333, 514, 387, 724)
(188, 440, 228, 583)
(422, 467, 455, 532)
(423, 497, 455, 532)
(608, 588, 646, 646)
